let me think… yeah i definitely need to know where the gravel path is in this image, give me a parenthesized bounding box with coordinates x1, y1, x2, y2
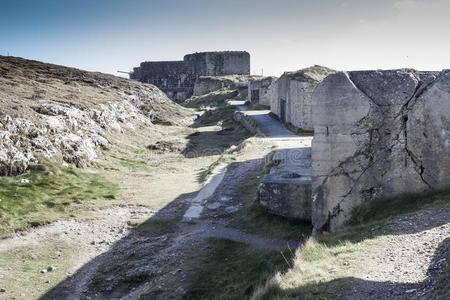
(338, 204, 450, 299)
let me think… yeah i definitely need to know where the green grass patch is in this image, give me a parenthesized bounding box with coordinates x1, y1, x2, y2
(0, 164, 118, 236)
(192, 105, 238, 128)
(248, 103, 270, 111)
(349, 189, 450, 226)
(184, 239, 291, 300)
(108, 153, 155, 172)
(0, 242, 77, 300)
(134, 214, 182, 235)
(284, 122, 314, 136)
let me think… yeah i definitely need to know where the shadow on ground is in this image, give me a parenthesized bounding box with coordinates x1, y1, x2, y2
(39, 157, 302, 300)
(266, 237, 450, 300)
(39, 149, 450, 300)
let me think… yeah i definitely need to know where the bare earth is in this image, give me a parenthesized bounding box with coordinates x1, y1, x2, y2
(340, 204, 450, 299)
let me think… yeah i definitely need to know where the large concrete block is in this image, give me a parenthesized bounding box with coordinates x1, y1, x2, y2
(311, 69, 450, 232)
(259, 172, 312, 221)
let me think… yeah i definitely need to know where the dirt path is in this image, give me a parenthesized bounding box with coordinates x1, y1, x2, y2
(35, 146, 298, 299)
(0, 205, 154, 300)
(334, 204, 450, 299)
(0, 103, 309, 299)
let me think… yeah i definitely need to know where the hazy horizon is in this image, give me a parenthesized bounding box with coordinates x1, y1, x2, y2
(1, 0, 449, 77)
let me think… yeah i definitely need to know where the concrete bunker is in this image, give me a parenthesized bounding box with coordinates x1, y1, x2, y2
(270, 66, 335, 131)
(258, 68, 450, 234)
(311, 69, 450, 232)
(247, 76, 277, 107)
(130, 51, 250, 101)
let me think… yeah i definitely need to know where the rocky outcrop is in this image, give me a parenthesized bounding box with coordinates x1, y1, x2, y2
(311, 69, 450, 232)
(0, 56, 190, 176)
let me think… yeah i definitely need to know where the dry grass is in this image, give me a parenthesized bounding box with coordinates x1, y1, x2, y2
(0, 55, 190, 124)
(253, 190, 450, 299)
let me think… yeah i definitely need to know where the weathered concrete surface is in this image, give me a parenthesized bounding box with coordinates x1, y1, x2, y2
(271, 66, 335, 130)
(259, 142, 313, 221)
(131, 51, 250, 101)
(248, 76, 277, 106)
(311, 69, 450, 232)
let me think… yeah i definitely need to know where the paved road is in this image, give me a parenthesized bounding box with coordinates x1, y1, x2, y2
(229, 100, 298, 138)
(229, 100, 313, 177)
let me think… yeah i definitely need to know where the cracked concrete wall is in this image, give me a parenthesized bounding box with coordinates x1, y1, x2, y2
(312, 69, 450, 232)
(270, 75, 317, 130)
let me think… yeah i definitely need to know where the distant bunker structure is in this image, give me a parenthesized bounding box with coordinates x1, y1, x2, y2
(130, 51, 250, 101)
(312, 69, 450, 232)
(248, 76, 277, 107)
(271, 66, 335, 131)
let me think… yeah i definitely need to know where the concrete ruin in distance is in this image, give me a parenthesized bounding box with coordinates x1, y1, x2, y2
(130, 51, 250, 101)
(270, 66, 335, 131)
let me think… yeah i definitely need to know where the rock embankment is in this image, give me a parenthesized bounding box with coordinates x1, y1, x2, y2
(0, 56, 190, 175)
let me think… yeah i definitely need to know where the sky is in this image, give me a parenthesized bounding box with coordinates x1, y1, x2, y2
(1, 0, 450, 77)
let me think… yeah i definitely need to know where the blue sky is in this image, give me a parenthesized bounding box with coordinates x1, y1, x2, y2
(1, 0, 449, 76)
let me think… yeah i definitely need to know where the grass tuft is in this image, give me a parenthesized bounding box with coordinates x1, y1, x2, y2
(253, 189, 450, 299)
(184, 239, 291, 300)
(349, 189, 450, 226)
(0, 164, 118, 236)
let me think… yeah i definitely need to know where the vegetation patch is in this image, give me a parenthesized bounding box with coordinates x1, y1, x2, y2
(134, 208, 185, 235)
(184, 239, 291, 300)
(349, 189, 450, 226)
(253, 190, 450, 299)
(185, 88, 239, 108)
(0, 164, 118, 236)
(192, 105, 238, 128)
(284, 122, 314, 136)
(248, 103, 270, 111)
(0, 242, 77, 300)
